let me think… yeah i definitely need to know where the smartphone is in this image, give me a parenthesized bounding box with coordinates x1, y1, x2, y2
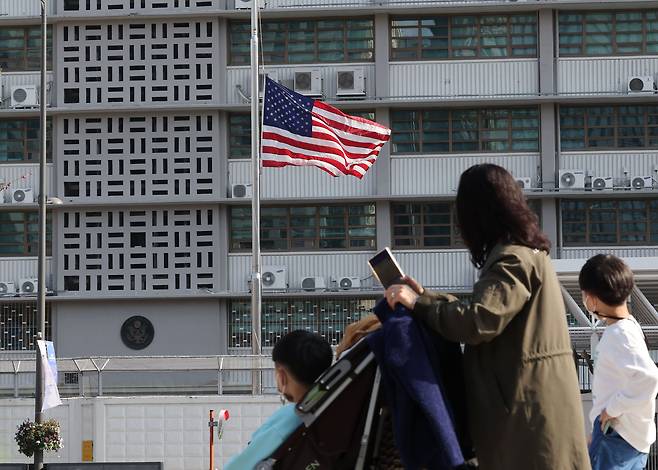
(368, 247, 405, 289)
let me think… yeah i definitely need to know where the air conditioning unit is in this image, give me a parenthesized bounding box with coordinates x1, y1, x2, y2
(336, 276, 361, 290)
(11, 188, 34, 203)
(10, 85, 38, 108)
(627, 76, 655, 93)
(591, 176, 613, 190)
(558, 170, 586, 190)
(235, 0, 264, 9)
(18, 278, 38, 295)
(0, 282, 15, 296)
(515, 177, 532, 190)
(294, 70, 322, 97)
(301, 276, 326, 291)
(631, 175, 655, 190)
(257, 71, 279, 98)
(336, 68, 366, 98)
(262, 266, 287, 290)
(231, 183, 253, 198)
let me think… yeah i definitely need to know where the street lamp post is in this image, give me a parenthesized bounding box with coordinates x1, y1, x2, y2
(34, 1, 47, 469)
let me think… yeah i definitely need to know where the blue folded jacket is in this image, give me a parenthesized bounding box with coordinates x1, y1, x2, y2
(366, 299, 469, 470)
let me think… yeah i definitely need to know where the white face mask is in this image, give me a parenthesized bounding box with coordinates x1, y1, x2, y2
(583, 294, 601, 364)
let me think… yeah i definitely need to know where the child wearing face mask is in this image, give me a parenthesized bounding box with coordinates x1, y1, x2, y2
(225, 330, 332, 470)
(580, 254, 658, 470)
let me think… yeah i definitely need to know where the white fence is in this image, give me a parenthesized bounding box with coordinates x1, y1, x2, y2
(0, 395, 281, 470)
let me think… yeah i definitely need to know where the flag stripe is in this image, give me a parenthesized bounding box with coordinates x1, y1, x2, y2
(262, 146, 367, 178)
(313, 116, 382, 147)
(314, 101, 391, 133)
(313, 107, 391, 140)
(263, 126, 382, 161)
(262, 134, 377, 167)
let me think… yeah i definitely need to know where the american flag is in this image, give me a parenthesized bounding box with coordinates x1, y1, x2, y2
(261, 77, 391, 179)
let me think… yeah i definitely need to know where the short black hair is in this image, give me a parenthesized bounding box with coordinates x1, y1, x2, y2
(272, 330, 332, 386)
(578, 254, 635, 306)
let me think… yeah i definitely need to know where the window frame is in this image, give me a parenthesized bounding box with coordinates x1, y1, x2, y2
(559, 105, 658, 151)
(390, 13, 538, 61)
(561, 198, 658, 246)
(0, 118, 52, 164)
(0, 211, 52, 257)
(0, 25, 53, 72)
(391, 201, 464, 249)
(228, 17, 375, 66)
(391, 107, 540, 154)
(558, 10, 658, 57)
(229, 204, 377, 252)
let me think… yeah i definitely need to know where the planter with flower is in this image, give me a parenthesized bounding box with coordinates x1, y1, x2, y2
(15, 418, 62, 458)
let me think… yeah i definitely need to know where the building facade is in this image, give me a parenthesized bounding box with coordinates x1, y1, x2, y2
(0, 0, 657, 360)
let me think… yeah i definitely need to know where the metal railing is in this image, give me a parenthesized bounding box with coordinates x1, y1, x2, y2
(0, 354, 276, 397)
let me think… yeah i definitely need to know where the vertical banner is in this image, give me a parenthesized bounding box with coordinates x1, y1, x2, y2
(37, 340, 62, 411)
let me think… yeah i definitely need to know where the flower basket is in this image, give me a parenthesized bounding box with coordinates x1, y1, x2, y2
(15, 418, 62, 457)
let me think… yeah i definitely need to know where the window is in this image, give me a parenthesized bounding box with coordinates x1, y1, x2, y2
(229, 18, 375, 65)
(561, 199, 658, 245)
(391, 107, 539, 154)
(0, 302, 51, 351)
(559, 11, 658, 57)
(560, 105, 658, 150)
(391, 14, 537, 61)
(229, 111, 376, 159)
(392, 202, 463, 248)
(0, 119, 52, 164)
(229, 114, 252, 159)
(393, 200, 541, 249)
(230, 204, 376, 251)
(228, 298, 376, 348)
(0, 211, 52, 256)
(0, 26, 52, 71)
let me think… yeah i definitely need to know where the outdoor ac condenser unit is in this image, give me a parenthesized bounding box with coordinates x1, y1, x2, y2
(231, 184, 253, 198)
(591, 176, 613, 190)
(515, 177, 532, 190)
(294, 70, 322, 97)
(336, 276, 361, 290)
(631, 175, 654, 189)
(10, 85, 38, 108)
(558, 170, 586, 190)
(336, 68, 366, 98)
(11, 188, 34, 203)
(301, 276, 326, 291)
(627, 76, 656, 93)
(0, 282, 15, 296)
(18, 278, 38, 295)
(262, 266, 288, 290)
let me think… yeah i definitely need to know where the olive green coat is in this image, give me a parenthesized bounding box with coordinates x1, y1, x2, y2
(412, 244, 591, 470)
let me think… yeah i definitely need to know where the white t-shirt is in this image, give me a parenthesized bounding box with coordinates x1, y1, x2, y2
(590, 316, 658, 453)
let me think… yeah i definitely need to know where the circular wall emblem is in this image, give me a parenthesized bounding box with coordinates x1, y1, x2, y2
(120, 316, 154, 350)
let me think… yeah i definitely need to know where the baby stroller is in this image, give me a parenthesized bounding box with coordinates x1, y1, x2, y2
(256, 334, 474, 469)
(254, 337, 396, 469)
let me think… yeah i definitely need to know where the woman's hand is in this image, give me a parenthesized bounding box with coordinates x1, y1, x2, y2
(401, 275, 424, 295)
(385, 284, 420, 310)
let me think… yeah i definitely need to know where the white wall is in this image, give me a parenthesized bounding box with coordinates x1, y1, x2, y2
(0, 395, 282, 470)
(558, 57, 658, 95)
(389, 59, 538, 98)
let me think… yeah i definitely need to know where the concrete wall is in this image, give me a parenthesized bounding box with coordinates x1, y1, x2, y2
(54, 300, 222, 357)
(0, 395, 281, 470)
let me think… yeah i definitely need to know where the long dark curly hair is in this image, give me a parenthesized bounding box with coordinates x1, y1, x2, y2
(456, 164, 551, 269)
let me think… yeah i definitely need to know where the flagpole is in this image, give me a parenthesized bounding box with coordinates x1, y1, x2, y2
(249, 0, 262, 395)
